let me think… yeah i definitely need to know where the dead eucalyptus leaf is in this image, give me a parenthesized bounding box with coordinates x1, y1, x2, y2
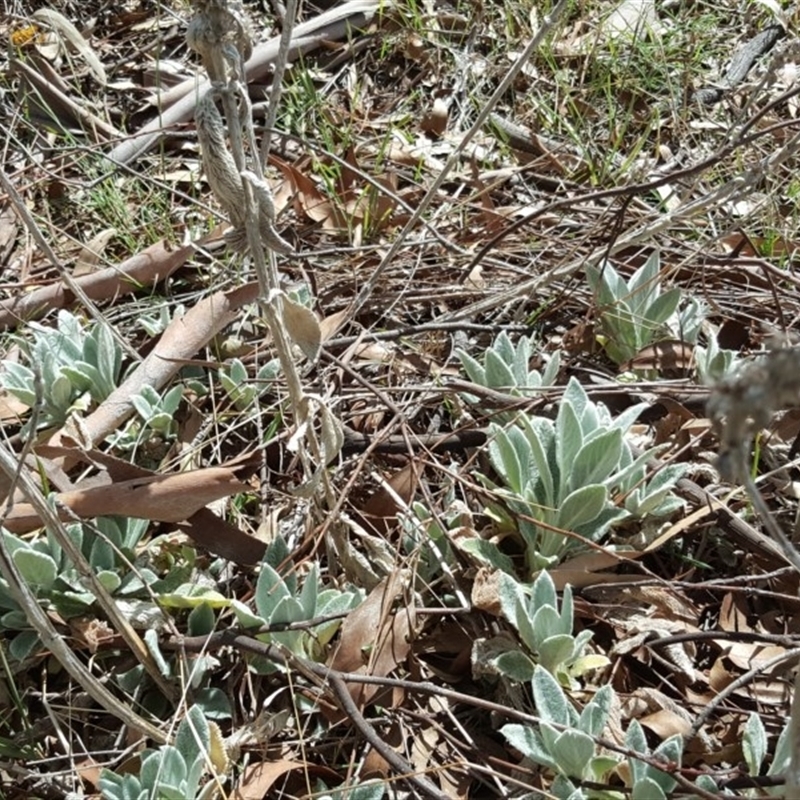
(622, 339, 694, 376)
(328, 570, 413, 716)
(319, 309, 350, 342)
(0, 239, 197, 330)
(316, 397, 344, 464)
(4, 465, 250, 530)
(357, 462, 418, 537)
(280, 294, 322, 362)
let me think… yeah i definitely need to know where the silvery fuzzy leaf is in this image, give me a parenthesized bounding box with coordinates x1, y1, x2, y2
(645, 287, 681, 327)
(520, 416, 555, 506)
(495, 649, 536, 682)
(556, 399, 582, 484)
(457, 349, 486, 387)
(627, 250, 661, 309)
(485, 347, 516, 389)
(631, 777, 666, 800)
(579, 684, 614, 738)
(568, 428, 623, 493)
(557, 484, 608, 532)
(626, 719, 649, 784)
(298, 562, 319, 619)
(539, 634, 577, 674)
(552, 728, 595, 779)
(531, 569, 557, 613)
(489, 427, 522, 495)
(649, 734, 682, 793)
(743, 712, 767, 776)
(533, 665, 578, 727)
(531, 605, 561, 651)
(501, 723, 558, 770)
(255, 563, 292, 622)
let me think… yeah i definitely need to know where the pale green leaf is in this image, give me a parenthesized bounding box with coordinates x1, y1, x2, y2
(501, 724, 558, 770)
(13, 549, 57, 589)
(568, 429, 623, 492)
(539, 634, 576, 674)
(533, 665, 577, 726)
(495, 650, 536, 682)
(557, 484, 608, 531)
(552, 729, 595, 779)
(631, 776, 666, 800)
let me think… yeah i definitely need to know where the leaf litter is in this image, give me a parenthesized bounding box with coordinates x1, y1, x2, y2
(3, 0, 800, 797)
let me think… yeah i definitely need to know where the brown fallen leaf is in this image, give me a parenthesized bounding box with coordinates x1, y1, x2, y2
(32, 445, 267, 564)
(356, 462, 418, 537)
(273, 156, 344, 230)
(0, 239, 195, 330)
(74, 227, 117, 276)
(231, 760, 341, 799)
(175, 509, 266, 566)
(621, 339, 695, 377)
(328, 570, 413, 716)
(4, 465, 249, 530)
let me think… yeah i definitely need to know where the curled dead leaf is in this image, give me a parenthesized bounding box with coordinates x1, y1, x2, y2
(279, 294, 322, 362)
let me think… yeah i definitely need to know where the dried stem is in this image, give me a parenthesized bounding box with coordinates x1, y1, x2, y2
(188, 1, 334, 503)
(259, 0, 297, 168)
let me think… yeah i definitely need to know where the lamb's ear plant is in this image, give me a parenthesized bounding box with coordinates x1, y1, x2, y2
(458, 331, 560, 421)
(502, 665, 684, 800)
(502, 666, 621, 800)
(623, 718, 682, 800)
(586, 251, 684, 367)
(99, 704, 228, 800)
(694, 331, 742, 385)
(218, 357, 280, 412)
(0, 309, 124, 429)
(105, 384, 184, 454)
(129, 384, 184, 436)
(0, 516, 151, 661)
(490, 570, 607, 686)
(487, 376, 684, 572)
(226, 535, 362, 668)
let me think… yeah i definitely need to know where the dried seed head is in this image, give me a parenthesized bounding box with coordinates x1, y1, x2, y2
(708, 346, 800, 480)
(187, 0, 252, 69)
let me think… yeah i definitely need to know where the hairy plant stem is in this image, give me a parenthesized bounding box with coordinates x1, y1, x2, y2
(189, 1, 334, 505)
